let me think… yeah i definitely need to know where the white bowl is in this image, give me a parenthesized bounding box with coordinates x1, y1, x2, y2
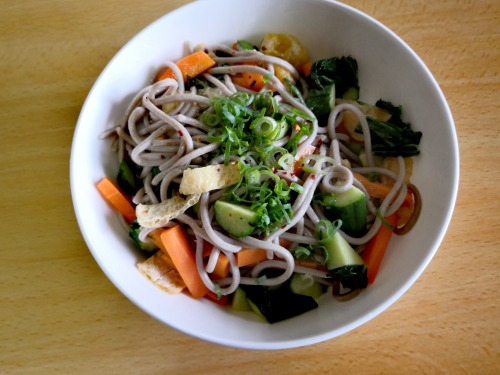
(71, 0, 459, 349)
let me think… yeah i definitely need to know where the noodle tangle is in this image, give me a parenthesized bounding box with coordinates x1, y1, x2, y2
(103, 42, 415, 296)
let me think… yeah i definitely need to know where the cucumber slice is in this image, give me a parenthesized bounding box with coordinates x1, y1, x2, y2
(325, 231, 365, 271)
(325, 186, 367, 237)
(214, 201, 257, 238)
(336, 185, 364, 206)
(289, 273, 326, 300)
(247, 298, 266, 320)
(231, 287, 251, 311)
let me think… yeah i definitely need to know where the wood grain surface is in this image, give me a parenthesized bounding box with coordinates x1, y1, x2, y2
(1, 0, 499, 374)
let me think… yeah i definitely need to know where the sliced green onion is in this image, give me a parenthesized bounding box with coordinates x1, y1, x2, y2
(277, 153, 294, 170)
(263, 72, 273, 84)
(246, 169, 261, 184)
(251, 116, 278, 137)
(314, 219, 338, 244)
(313, 192, 337, 207)
(290, 182, 304, 194)
(265, 147, 288, 168)
(293, 246, 312, 260)
(273, 179, 290, 198)
(289, 107, 315, 122)
(201, 111, 221, 127)
(254, 139, 274, 155)
(207, 128, 228, 143)
(301, 154, 336, 174)
(214, 283, 222, 300)
(375, 209, 395, 230)
(232, 92, 254, 107)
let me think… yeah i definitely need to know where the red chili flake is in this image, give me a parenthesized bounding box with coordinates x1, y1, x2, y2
(311, 174, 316, 180)
(178, 131, 183, 136)
(272, 167, 277, 173)
(261, 46, 267, 51)
(282, 171, 287, 175)
(317, 139, 323, 146)
(217, 168, 221, 172)
(250, 80, 257, 88)
(281, 225, 286, 229)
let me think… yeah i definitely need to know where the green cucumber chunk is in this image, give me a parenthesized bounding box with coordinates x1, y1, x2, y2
(289, 273, 326, 300)
(324, 186, 368, 237)
(323, 231, 368, 289)
(324, 231, 365, 271)
(231, 287, 251, 311)
(214, 201, 257, 238)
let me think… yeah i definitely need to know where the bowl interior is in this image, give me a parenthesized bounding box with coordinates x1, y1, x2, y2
(71, 0, 458, 349)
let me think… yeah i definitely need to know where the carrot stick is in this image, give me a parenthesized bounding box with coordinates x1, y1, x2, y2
(148, 228, 165, 251)
(205, 291, 229, 305)
(211, 254, 230, 279)
(146, 228, 176, 268)
(354, 173, 413, 207)
(160, 225, 209, 299)
(236, 248, 268, 267)
(201, 242, 230, 279)
(156, 51, 216, 82)
(96, 177, 135, 224)
(362, 212, 398, 284)
(232, 71, 267, 92)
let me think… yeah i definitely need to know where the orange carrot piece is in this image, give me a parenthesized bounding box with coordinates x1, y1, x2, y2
(160, 225, 209, 299)
(211, 254, 230, 279)
(200, 242, 230, 279)
(148, 228, 166, 251)
(354, 173, 413, 207)
(157, 51, 216, 82)
(232, 71, 267, 92)
(202, 241, 214, 257)
(96, 177, 135, 224)
(236, 248, 268, 267)
(147, 228, 176, 267)
(362, 212, 398, 284)
(205, 291, 229, 306)
(300, 61, 313, 77)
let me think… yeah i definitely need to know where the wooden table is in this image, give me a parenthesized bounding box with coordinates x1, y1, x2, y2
(1, 0, 499, 373)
